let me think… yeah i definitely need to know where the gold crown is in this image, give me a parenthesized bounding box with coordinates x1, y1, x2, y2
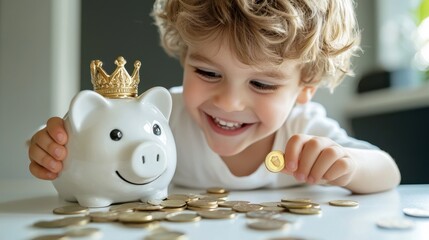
(90, 56, 141, 98)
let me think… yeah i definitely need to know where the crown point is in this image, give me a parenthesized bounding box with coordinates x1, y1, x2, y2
(115, 56, 126, 67)
(90, 56, 140, 99)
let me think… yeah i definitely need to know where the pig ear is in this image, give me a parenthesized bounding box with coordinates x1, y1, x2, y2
(68, 90, 109, 132)
(138, 87, 172, 120)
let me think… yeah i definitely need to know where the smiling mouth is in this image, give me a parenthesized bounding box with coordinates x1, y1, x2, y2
(209, 115, 250, 130)
(115, 171, 161, 185)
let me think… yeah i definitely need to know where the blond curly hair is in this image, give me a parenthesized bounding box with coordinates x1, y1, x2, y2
(152, 0, 361, 90)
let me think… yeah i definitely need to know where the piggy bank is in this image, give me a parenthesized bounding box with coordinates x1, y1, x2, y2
(52, 86, 176, 207)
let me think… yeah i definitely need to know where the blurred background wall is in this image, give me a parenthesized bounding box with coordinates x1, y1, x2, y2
(1, 0, 428, 182)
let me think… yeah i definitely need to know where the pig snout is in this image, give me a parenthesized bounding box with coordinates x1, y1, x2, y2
(131, 142, 167, 179)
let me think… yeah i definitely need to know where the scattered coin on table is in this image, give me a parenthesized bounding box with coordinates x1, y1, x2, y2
(247, 218, 289, 230)
(329, 200, 359, 207)
(64, 227, 102, 238)
(31, 187, 367, 239)
(53, 205, 89, 215)
(144, 229, 188, 240)
(403, 207, 429, 218)
(376, 217, 414, 230)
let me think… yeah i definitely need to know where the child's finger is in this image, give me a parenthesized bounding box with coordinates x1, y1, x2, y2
(294, 137, 330, 181)
(32, 130, 66, 161)
(283, 134, 311, 173)
(28, 144, 63, 173)
(323, 158, 352, 184)
(308, 145, 343, 184)
(46, 117, 68, 145)
(29, 161, 58, 180)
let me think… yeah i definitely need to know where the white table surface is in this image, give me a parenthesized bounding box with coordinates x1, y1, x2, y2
(1, 179, 428, 240)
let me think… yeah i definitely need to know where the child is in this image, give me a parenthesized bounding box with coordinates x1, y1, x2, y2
(28, 0, 400, 194)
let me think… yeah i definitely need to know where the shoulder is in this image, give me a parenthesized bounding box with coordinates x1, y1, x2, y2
(286, 102, 331, 132)
(285, 102, 377, 149)
(290, 101, 327, 119)
(285, 101, 344, 137)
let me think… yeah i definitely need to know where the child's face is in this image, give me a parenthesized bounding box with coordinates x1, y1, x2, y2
(182, 37, 315, 157)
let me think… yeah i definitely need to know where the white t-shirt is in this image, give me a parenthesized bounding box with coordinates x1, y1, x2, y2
(168, 87, 376, 190)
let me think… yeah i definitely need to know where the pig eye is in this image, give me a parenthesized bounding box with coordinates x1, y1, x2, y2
(153, 124, 161, 136)
(110, 129, 123, 141)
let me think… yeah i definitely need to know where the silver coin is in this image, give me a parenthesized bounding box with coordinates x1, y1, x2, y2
(403, 207, 429, 218)
(376, 217, 414, 230)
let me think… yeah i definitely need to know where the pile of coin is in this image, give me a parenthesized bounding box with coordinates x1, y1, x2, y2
(32, 187, 359, 240)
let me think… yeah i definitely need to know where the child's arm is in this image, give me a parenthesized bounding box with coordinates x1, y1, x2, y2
(282, 134, 401, 194)
(28, 117, 68, 180)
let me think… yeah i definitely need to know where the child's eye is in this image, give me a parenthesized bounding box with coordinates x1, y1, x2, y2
(195, 68, 222, 80)
(250, 80, 279, 92)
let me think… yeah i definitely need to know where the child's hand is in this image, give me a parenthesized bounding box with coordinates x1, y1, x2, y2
(282, 134, 357, 187)
(28, 117, 68, 180)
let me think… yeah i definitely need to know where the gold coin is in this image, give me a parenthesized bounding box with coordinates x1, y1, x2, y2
(265, 150, 285, 172)
(219, 201, 250, 208)
(89, 211, 119, 222)
(118, 212, 153, 223)
(33, 216, 90, 228)
(160, 207, 186, 212)
(57, 216, 91, 227)
(281, 197, 312, 203)
(123, 221, 161, 230)
(329, 200, 359, 207)
(199, 195, 226, 203)
(198, 209, 237, 219)
(147, 199, 164, 206)
(288, 208, 321, 215)
(64, 227, 102, 238)
(166, 212, 201, 222)
(206, 187, 229, 194)
(109, 202, 140, 213)
(161, 199, 187, 208)
(187, 206, 217, 212)
(144, 231, 187, 240)
(247, 219, 289, 230)
(150, 212, 170, 221)
(187, 199, 218, 208)
(135, 203, 164, 211)
(261, 206, 286, 212)
(309, 203, 321, 209)
(233, 203, 263, 213)
(31, 234, 68, 240)
(53, 205, 89, 215)
(246, 210, 281, 219)
(280, 202, 312, 209)
(33, 220, 62, 228)
(167, 194, 193, 202)
(259, 202, 282, 207)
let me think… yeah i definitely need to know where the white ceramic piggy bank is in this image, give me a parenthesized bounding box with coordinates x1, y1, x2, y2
(52, 87, 176, 207)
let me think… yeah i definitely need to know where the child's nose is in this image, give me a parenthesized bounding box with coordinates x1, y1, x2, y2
(213, 85, 246, 112)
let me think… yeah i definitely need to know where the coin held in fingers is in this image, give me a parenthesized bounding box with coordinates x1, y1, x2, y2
(265, 150, 285, 173)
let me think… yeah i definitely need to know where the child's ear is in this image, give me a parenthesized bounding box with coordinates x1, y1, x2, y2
(296, 86, 317, 104)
